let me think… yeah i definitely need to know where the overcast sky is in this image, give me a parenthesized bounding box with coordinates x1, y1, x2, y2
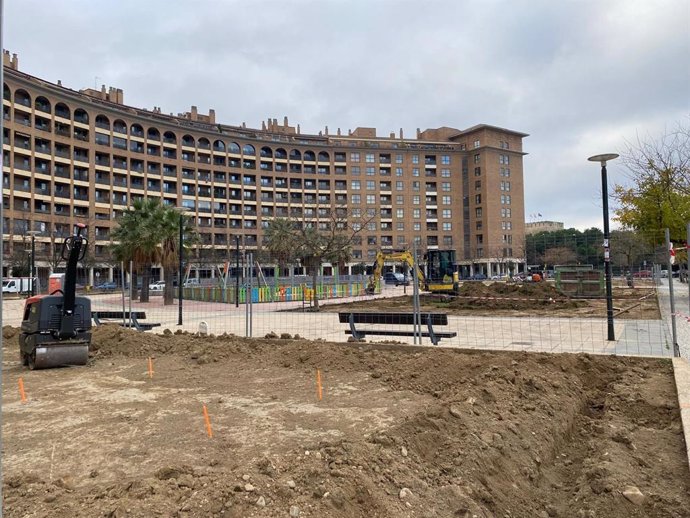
(5, 0, 689, 230)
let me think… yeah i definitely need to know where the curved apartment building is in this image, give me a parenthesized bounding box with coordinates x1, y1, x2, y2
(2, 51, 527, 282)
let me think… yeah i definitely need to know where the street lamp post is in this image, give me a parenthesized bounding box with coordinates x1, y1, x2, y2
(588, 153, 619, 341)
(173, 207, 186, 326)
(27, 230, 39, 296)
(235, 235, 240, 308)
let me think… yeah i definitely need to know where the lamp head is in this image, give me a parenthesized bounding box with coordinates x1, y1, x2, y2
(588, 153, 619, 165)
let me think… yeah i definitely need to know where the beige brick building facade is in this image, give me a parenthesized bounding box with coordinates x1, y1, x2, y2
(2, 51, 527, 283)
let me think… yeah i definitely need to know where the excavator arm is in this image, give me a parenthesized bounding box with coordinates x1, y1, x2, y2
(365, 251, 425, 294)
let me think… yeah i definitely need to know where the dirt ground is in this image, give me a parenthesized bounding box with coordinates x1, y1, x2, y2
(323, 282, 661, 320)
(2, 324, 688, 518)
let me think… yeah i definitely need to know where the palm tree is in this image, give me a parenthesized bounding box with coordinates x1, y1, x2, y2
(111, 198, 166, 302)
(156, 207, 198, 305)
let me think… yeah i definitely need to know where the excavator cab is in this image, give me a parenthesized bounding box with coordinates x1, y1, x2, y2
(19, 224, 91, 369)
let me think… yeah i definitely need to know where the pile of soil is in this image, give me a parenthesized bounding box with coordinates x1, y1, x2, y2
(321, 284, 659, 319)
(2, 325, 688, 517)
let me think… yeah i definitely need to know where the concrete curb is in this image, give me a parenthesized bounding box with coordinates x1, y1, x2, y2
(672, 357, 690, 471)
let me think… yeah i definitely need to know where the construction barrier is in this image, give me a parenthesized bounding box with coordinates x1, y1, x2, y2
(181, 280, 376, 305)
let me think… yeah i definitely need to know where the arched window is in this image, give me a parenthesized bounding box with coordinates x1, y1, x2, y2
(289, 149, 301, 160)
(95, 114, 110, 130)
(34, 96, 51, 113)
(182, 134, 195, 147)
(229, 142, 241, 153)
(55, 102, 70, 119)
(113, 119, 127, 134)
(14, 89, 31, 107)
(318, 151, 330, 162)
(163, 131, 176, 144)
(275, 148, 287, 159)
(2, 83, 10, 102)
(74, 108, 89, 124)
(260, 146, 273, 158)
(130, 123, 144, 137)
(242, 143, 255, 155)
(147, 127, 160, 140)
(198, 137, 210, 149)
(303, 150, 316, 161)
(213, 139, 226, 152)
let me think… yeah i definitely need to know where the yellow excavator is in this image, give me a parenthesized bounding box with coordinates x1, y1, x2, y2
(365, 249, 459, 295)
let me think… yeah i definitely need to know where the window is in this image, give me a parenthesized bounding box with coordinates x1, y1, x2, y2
(412, 181, 420, 191)
(441, 182, 451, 192)
(506, 221, 512, 230)
(351, 194, 361, 204)
(413, 222, 421, 231)
(395, 154, 403, 164)
(366, 194, 376, 204)
(352, 208, 361, 217)
(500, 167, 511, 177)
(441, 168, 451, 177)
(475, 180, 481, 190)
(443, 236, 453, 246)
(476, 234, 483, 245)
(351, 180, 360, 190)
(412, 168, 420, 177)
(396, 195, 404, 204)
(412, 195, 420, 205)
(476, 221, 483, 230)
(442, 222, 452, 231)
(475, 207, 482, 217)
(504, 181, 511, 191)
(366, 166, 375, 175)
(499, 154, 510, 165)
(441, 155, 450, 165)
(366, 180, 375, 190)
(474, 154, 481, 164)
(475, 194, 481, 204)
(395, 167, 403, 176)
(442, 195, 451, 205)
(365, 153, 375, 163)
(474, 167, 481, 177)
(473, 140, 480, 148)
(500, 195, 511, 205)
(396, 181, 403, 191)
(367, 223, 376, 232)
(412, 155, 419, 164)
(442, 209, 451, 218)
(397, 234, 406, 243)
(396, 208, 404, 218)
(413, 208, 421, 218)
(352, 222, 361, 231)
(350, 152, 360, 162)
(351, 166, 360, 175)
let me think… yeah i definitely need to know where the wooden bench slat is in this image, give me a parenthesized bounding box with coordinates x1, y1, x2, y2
(92, 311, 147, 319)
(338, 312, 449, 325)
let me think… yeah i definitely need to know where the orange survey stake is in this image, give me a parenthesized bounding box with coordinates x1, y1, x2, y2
(316, 369, 323, 401)
(202, 404, 213, 438)
(147, 357, 154, 379)
(18, 377, 27, 403)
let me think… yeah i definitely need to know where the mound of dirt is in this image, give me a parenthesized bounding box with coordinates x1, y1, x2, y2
(447, 281, 583, 310)
(2, 326, 689, 517)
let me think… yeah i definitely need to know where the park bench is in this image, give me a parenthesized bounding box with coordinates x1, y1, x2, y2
(92, 311, 161, 332)
(338, 312, 457, 345)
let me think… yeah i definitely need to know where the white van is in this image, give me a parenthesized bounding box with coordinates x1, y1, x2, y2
(2, 277, 34, 294)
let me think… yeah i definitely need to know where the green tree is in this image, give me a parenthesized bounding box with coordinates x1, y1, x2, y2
(111, 199, 197, 304)
(614, 122, 690, 244)
(264, 206, 371, 310)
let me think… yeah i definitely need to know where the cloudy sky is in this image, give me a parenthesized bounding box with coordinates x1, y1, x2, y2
(5, 0, 689, 230)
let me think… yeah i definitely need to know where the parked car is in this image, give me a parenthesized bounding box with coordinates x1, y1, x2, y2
(183, 278, 200, 288)
(95, 281, 117, 290)
(149, 281, 166, 291)
(470, 273, 487, 281)
(383, 272, 409, 286)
